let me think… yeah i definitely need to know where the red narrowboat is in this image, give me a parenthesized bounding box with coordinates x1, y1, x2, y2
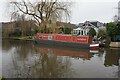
(34, 33, 95, 49)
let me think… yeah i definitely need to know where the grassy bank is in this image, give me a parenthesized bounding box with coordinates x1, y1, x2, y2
(2, 36, 34, 41)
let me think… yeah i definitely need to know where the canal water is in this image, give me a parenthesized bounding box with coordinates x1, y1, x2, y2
(2, 39, 120, 78)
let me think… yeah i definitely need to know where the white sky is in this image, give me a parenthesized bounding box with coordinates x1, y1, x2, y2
(0, 0, 120, 24)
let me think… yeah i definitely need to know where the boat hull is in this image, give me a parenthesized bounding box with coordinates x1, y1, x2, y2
(35, 38, 90, 49)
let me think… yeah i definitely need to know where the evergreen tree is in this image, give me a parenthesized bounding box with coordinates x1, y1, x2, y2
(88, 28, 96, 37)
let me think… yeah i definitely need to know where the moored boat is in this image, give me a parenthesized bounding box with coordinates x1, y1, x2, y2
(34, 33, 93, 49)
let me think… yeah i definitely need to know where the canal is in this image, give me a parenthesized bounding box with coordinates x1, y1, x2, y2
(2, 39, 120, 78)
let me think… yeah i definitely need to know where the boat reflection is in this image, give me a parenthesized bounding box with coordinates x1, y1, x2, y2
(35, 44, 104, 60)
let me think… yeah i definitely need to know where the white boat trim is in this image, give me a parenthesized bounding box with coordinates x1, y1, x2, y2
(90, 44, 99, 47)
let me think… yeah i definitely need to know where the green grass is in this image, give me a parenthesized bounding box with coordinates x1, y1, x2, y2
(11, 36, 33, 40)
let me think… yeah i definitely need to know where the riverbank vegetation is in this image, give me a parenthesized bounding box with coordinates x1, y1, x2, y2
(106, 21, 120, 41)
(9, 0, 71, 34)
(2, 0, 74, 40)
(2, 0, 120, 44)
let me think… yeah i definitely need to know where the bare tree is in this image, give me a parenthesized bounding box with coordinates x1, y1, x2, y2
(10, 0, 71, 33)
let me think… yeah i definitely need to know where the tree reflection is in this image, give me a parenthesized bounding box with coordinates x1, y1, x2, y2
(2, 39, 13, 51)
(104, 48, 120, 78)
(27, 46, 73, 78)
(15, 41, 33, 60)
(104, 48, 120, 67)
(2, 40, 35, 78)
(5, 41, 73, 78)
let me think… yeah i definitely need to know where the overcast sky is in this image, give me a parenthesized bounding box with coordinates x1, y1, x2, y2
(0, 0, 120, 24)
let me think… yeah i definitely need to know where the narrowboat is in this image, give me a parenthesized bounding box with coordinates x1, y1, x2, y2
(34, 33, 95, 49)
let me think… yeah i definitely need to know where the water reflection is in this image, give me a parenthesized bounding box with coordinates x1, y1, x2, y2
(104, 48, 120, 67)
(35, 45, 93, 60)
(2, 39, 120, 78)
(2, 39, 73, 78)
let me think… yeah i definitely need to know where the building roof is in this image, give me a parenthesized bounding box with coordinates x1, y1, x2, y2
(81, 21, 96, 29)
(78, 21, 104, 29)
